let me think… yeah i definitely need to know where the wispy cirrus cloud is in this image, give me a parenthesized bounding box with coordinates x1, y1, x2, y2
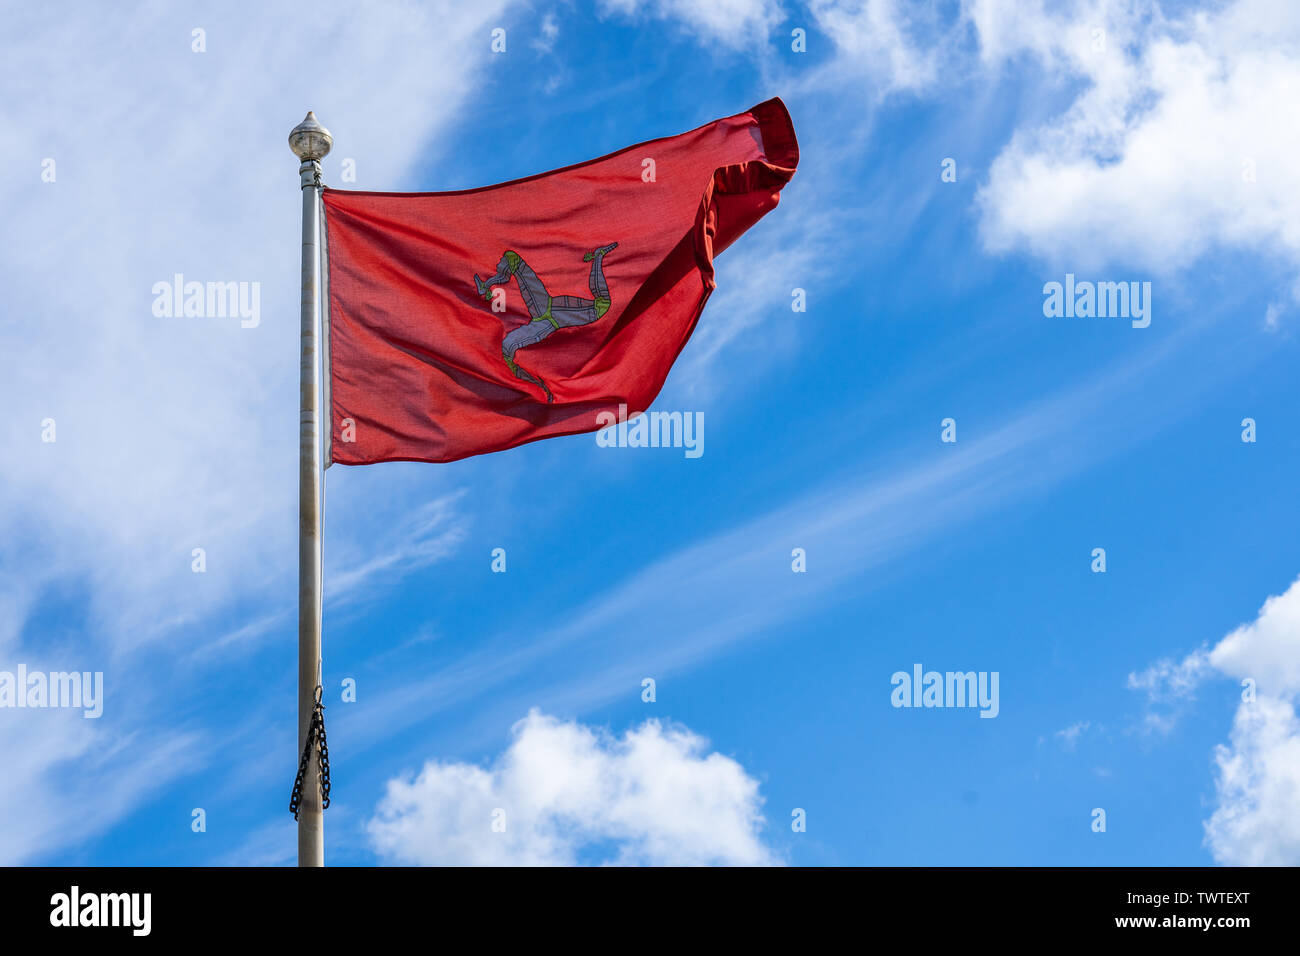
(1054, 720, 1092, 751)
(598, 0, 784, 49)
(0, 0, 514, 863)
(346, 322, 1241, 757)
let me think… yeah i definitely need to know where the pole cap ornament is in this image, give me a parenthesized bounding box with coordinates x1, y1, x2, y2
(289, 111, 332, 161)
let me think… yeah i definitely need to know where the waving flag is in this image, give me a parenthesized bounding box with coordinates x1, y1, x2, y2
(323, 98, 798, 464)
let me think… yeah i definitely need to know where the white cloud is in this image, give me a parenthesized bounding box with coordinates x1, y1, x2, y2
(1201, 577, 1300, 864)
(780, 0, 1300, 294)
(366, 710, 777, 865)
(1205, 695, 1300, 865)
(972, 0, 1300, 283)
(1131, 575, 1300, 864)
(1207, 580, 1300, 695)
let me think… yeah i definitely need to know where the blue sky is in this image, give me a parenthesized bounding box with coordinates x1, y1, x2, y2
(2, 0, 1299, 866)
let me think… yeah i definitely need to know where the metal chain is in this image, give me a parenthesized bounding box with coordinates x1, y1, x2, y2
(316, 689, 331, 809)
(289, 685, 331, 820)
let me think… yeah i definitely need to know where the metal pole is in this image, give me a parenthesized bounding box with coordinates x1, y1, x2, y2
(288, 111, 331, 867)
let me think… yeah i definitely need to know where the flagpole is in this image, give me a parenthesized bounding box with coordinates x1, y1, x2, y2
(289, 111, 331, 867)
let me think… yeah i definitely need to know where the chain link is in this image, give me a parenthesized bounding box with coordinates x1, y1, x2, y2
(290, 685, 332, 820)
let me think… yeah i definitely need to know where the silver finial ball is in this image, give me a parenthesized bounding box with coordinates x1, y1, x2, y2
(289, 111, 332, 161)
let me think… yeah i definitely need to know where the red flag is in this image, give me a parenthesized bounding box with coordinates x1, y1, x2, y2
(323, 99, 798, 464)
